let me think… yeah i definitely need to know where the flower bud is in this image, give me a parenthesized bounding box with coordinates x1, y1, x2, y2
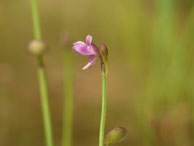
(28, 40, 47, 56)
(100, 43, 108, 75)
(101, 43, 108, 59)
(104, 126, 127, 145)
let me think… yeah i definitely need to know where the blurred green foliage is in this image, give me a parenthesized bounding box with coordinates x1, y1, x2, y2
(0, 0, 193, 146)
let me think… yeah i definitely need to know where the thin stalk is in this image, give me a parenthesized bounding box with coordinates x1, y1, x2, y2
(38, 63, 54, 146)
(31, 0, 54, 146)
(62, 50, 74, 146)
(31, 0, 41, 40)
(99, 73, 108, 146)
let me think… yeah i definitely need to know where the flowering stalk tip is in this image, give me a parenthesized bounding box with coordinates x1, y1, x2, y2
(72, 35, 109, 76)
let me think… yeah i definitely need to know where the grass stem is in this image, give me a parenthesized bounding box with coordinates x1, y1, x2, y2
(31, 0, 54, 146)
(99, 73, 108, 146)
(62, 50, 74, 146)
(38, 64, 54, 146)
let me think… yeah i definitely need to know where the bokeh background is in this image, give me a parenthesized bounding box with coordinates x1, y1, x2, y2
(0, 0, 194, 146)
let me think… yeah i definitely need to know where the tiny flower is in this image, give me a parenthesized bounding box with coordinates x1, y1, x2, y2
(72, 35, 100, 70)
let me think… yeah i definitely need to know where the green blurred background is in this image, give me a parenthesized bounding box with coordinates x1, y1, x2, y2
(0, 0, 194, 146)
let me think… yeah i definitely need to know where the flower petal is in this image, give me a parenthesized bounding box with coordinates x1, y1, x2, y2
(73, 41, 85, 46)
(73, 41, 94, 55)
(86, 35, 92, 46)
(90, 43, 100, 56)
(82, 55, 97, 70)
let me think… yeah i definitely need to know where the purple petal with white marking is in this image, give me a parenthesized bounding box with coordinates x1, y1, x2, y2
(82, 55, 97, 70)
(86, 35, 92, 46)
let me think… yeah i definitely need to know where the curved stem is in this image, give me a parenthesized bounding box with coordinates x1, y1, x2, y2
(31, 0, 54, 146)
(99, 73, 108, 146)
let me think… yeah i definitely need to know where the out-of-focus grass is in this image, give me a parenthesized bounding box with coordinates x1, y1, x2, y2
(0, 0, 194, 146)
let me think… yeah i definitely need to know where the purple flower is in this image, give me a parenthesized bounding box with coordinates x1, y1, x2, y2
(73, 35, 100, 70)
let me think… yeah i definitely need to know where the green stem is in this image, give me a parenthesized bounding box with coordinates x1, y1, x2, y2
(31, 0, 54, 146)
(38, 63, 54, 146)
(99, 72, 108, 146)
(62, 51, 74, 146)
(31, 0, 41, 40)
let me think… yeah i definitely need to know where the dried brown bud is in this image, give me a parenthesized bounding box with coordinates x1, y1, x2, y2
(61, 32, 72, 48)
(101, 43, 108, 59)
(100, 43, 108, 75)
(28, 40, 47, 56)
